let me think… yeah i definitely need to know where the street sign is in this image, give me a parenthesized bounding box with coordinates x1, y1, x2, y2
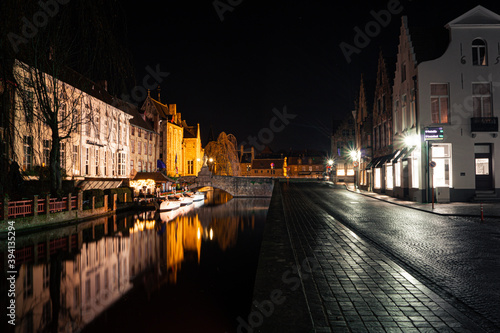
(353, 161, 359, 167)
(430, 161, 437, 168)
(424, 127, 444, 140)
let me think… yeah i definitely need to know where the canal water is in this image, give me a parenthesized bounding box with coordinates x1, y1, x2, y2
(1, 190, 271, 333)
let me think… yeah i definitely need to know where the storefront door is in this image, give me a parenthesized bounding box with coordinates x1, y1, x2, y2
(475, 144, 493, 190)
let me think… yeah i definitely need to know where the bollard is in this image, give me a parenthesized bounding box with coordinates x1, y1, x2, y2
(481, 203, 484, 222)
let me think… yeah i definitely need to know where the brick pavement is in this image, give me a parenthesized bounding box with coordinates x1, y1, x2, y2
(252, 181, 488, 333)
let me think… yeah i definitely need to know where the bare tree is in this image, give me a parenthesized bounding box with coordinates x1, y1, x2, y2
(1, 0, 132, 196)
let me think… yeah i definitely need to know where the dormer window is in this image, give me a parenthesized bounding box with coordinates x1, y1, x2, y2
(472, 39, 487, 66)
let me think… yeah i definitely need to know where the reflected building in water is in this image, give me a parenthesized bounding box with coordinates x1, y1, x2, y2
(2, 189, 271, 333)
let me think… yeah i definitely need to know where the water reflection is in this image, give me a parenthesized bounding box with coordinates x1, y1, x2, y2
(1, 189, 271, 333)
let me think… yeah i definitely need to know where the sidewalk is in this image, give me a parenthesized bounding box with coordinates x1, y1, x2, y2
(339, 183, 500, 218)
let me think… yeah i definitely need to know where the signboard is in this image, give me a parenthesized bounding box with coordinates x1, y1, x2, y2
(353, 161, 359, 167)
(429, 161, 437, 168)
(424, 127, 444, 140)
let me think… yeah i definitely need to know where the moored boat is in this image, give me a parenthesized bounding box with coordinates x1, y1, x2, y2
(159, 199, 181, 212)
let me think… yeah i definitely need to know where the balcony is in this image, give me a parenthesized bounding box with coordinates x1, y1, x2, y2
(471, 117, 498, 132)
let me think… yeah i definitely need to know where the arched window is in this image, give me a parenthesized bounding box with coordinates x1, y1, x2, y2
(472, 39, 487, 66)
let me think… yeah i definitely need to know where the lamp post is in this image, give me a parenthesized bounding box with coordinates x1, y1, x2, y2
(350, 150, 359, 190)
(327, 159, 333, 181)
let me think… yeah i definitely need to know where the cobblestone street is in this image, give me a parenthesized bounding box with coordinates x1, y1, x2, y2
(253, 181, 500, 333)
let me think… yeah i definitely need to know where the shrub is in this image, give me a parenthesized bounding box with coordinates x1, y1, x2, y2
(82, 189, 104, 210)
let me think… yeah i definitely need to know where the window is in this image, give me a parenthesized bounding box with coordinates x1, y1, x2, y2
(131, 126, 135, 136)
(43, 139, 51, 167)
(431, 143, 452, 187)
(430, 84, 449, 123)
(138, 128, 141, 138)
(138, 141, 141, 154)
(95, 148, 99, 175)
(43, 264, 50, 289)
(149, 143, 152, 156)
(394, 100, 399, 133)
(73, 145, 79, 174)
(60, 142, 66, 171)
(23, 90, 34, 123)
(472, 38, 487, 66)
(118, 153, 125, 176)
(131, 140, 135, 154)
(138, 160, 142, 172)
(374, 168, 381, 189)
(472, 83, 492, 118)
(23, 136, 33, 171)
(395, 162, 401, 187)
(150, 132, 153, 141)
(24, 264, 33, 299)
(95, 117, 100, 139)
(42, 300, 51, 324)
(130, 160, 134, 172)
(188, 160, 194, 174)
(402, 94, 407, 129)
(410, 89, 416, 128)
(104, 151, 107, 176)
(476, 158, 489, 175)
(401, 62, 406, 82)
(144, 143, 147, 156)
(112, 153, 115, 176)
(386, 165, 393, 189)
(85, 148, 89, 175)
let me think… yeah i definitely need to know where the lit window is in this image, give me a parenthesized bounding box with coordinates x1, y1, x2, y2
(386, 165, 393, 189)
(472, 83, 492, 118)
(430, 84, 449, 124)
(374, 168, 381, 189)
(395, 162, 401, 187)
(472, 38, 487, 66)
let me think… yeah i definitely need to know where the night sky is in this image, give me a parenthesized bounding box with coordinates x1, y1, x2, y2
(124, 0, 500, 153)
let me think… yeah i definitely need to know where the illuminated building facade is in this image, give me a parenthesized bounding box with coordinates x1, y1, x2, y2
(141, 95, 204, 177)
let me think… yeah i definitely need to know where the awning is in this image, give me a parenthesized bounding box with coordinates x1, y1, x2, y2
(392, 148, 407, 163)
(133, 172, 175, 183)
(374, 151, 399, 168)
(365, 157, 380, 169)
(402, 146, 416, 160)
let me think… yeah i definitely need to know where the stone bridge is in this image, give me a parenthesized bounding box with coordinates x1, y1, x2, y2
(188, 166, 275, 197)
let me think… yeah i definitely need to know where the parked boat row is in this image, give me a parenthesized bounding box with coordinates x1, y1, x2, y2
(158, 191, 205, 212)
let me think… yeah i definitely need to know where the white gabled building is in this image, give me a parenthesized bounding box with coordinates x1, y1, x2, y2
(391, 6, 500, 202)
(417, 5, 500, 202)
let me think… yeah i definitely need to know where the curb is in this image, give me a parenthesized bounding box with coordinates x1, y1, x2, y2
(339, 184, 500, 218)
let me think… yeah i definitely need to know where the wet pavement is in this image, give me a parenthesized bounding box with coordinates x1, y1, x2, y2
(252, 181, 500, 333)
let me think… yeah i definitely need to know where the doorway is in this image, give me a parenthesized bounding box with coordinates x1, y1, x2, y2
(475, 143, 493, 190)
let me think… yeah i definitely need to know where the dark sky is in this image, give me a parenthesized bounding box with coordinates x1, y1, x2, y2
(124, 0, 500, 153)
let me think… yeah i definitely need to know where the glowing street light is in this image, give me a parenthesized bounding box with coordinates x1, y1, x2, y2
(404, 134, 420, 147)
